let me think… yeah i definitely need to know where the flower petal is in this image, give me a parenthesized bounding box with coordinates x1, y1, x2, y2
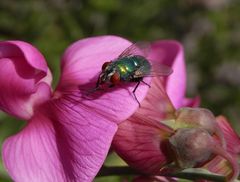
(203, 156, 232, 181)
(149, 40, 186, 109)
(182, 96, 201, 107)
(202, 146, 239, 182)
(0, 41, 52, 119)
(216, 116, 240, 154)
(57, 36, 152, 123)
(113, 114, 174, 174)
(135, 77, 176, 121)
(2, 98, 117, 182)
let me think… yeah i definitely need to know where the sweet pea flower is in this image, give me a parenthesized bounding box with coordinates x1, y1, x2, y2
(0, 36, 154, 182)
(112, 41, 239, 181)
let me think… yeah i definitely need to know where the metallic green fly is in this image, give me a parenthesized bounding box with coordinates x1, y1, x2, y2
(92, 42, 173, 105)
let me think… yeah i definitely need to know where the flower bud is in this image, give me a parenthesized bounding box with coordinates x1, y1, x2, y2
(175, 107, 225, 147)
(175, 107, 216, 133)
(169, 128, 214, 168)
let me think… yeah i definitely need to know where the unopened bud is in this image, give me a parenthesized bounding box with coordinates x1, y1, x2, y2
(175, 107, 216, 133)
(169, 128, 214, 168)
(175, 107, 226, 147)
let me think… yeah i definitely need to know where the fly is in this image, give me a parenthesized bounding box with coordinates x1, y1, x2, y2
(90, 42, 173, 106)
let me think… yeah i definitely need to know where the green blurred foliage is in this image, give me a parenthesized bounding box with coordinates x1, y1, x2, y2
(0, 0, 240, 181)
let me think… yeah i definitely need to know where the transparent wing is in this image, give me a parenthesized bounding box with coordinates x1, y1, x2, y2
(118, 42, 150, 58)
(134, 61, 173, 78)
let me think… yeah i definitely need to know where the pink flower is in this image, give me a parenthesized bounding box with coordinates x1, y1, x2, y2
(112, 41, 239, 181)
(0, 36, 153, 182)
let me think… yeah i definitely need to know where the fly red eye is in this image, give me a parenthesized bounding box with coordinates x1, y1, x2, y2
(102, 62, 110, 70)
(110, 72, 120, 85)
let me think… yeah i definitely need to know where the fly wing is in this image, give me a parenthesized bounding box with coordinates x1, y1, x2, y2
(134, 61, 173, 78)
(148, 62, 173, 76)
(118, 42, 150, 58)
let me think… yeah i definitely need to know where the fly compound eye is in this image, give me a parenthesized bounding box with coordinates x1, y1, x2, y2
(102, 62, 111, 70)
(110, 72, 120, 85)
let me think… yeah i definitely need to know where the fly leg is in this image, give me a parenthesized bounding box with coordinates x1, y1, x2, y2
(141, 80, 151, 88)
(132, 79, 151, 107)
(86, 75, 103, 95)
(132, 81, 141, 107)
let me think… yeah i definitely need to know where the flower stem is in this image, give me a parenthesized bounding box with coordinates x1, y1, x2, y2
(97, 166, 226, 182)
(97, 166, 139, 177)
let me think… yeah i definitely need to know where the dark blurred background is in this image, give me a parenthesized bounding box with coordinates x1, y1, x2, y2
(0, 0, 240, 181)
